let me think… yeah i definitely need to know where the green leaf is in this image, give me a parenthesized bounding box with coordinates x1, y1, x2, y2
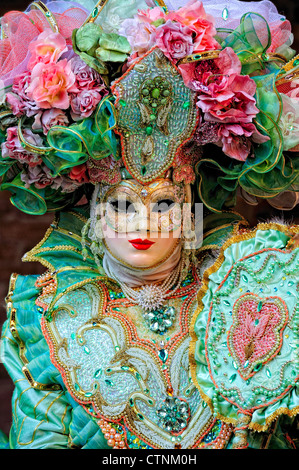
(75, 23, 102, 52)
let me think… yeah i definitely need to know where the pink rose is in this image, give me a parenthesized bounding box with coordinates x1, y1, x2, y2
(167, 0, 219, 52)
(26, 59, 78, 109)
(70, 56, 108, 92)
(69, 163, 89, 183)
(200, 74, 259, 124)
(6, 93, 25, 117)
(1, 127, 43, 167)
(179, 47, 241, 98)
(32, 108, 69, 134)
(20, 164, 55, 189)
(137, 7, 166, 25)
(28, 30, 68, 70)
(70, 89, 103, 120)
(119, 18, 156, 54)
(6, 71, 40, 117)
(218, 122, 269, 161)
(156, 20, 194, 61)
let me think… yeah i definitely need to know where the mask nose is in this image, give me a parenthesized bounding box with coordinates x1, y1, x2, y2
(127, 203, 149, 232)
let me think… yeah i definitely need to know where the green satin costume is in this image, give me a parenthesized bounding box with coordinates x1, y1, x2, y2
(0, 207, 298, 449)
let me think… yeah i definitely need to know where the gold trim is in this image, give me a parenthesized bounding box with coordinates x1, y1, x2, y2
(82, 0, 110, 25)
(30, 1, 59, 33)
(22, 214, 94, 271)
(178, 50, 221, 64)
(6, 273, 61, 392)
(189, 222, 299, 432)
(154, 0, 168, 12)
(276, 53, 299, 80)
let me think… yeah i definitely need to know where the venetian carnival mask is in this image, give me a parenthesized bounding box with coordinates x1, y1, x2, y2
(101, 178, 185, 234)
(91, 178, 194, 268)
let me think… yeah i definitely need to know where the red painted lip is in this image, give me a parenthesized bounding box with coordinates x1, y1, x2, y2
(128, 239, 155, 250)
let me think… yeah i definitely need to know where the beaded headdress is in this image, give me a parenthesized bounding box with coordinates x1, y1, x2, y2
(0, 0, 298, 214)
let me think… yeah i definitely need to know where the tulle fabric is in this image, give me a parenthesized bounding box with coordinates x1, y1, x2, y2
(0, 2, 89, 88)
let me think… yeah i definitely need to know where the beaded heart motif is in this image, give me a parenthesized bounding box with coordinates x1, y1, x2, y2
(227, 294, 288, 380)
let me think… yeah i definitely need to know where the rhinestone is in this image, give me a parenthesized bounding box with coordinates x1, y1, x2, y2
(92, 6, 98, 17)
(222, 7, 229, 20)
(140, 189, 148, 197)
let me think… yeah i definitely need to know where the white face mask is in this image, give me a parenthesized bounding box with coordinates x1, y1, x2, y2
(98, 178, 185, 233)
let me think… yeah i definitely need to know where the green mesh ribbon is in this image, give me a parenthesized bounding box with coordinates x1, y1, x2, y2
(0, 173, 82, 215)
(46, 95, 119, 174)
(0, 97, 119, 215)
(196, 13, 299, 212)
(219, 12, 287, 74)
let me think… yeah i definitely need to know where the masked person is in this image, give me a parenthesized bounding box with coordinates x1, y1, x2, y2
(0, 0, 298, 449)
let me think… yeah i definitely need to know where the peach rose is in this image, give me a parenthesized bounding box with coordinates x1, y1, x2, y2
(26, 59, 78, 109)
(28, 30, 68, 70)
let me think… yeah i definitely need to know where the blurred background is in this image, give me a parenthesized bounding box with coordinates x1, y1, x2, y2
(0, 0, 299, 438)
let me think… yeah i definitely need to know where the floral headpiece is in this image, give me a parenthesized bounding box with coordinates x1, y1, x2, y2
(0, 0, 298, 214)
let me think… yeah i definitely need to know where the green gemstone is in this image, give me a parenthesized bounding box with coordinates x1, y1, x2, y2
(158, 349, 168, 363)
(229, 373, 237, 383)
(119, 99, 126, 107)
(183, 101, 190, 109)
(94, 369, 102, 379)
(150, 114, 156, 121)
(92, 7, 98, 17)
(152, 88, 160, 99)
(257, 301, 263, 312)
(163, 89, 170, 97)
(142, 88, 149, 96)
(146, 126, 153, 135)
(293, 59, 299, 67)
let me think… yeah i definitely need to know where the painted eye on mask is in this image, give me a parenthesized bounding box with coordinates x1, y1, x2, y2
(109, 199, 137, 214)
(151, 199, 175, 213)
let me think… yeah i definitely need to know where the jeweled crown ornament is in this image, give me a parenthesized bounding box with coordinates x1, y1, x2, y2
(111, 47, 199, 183)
